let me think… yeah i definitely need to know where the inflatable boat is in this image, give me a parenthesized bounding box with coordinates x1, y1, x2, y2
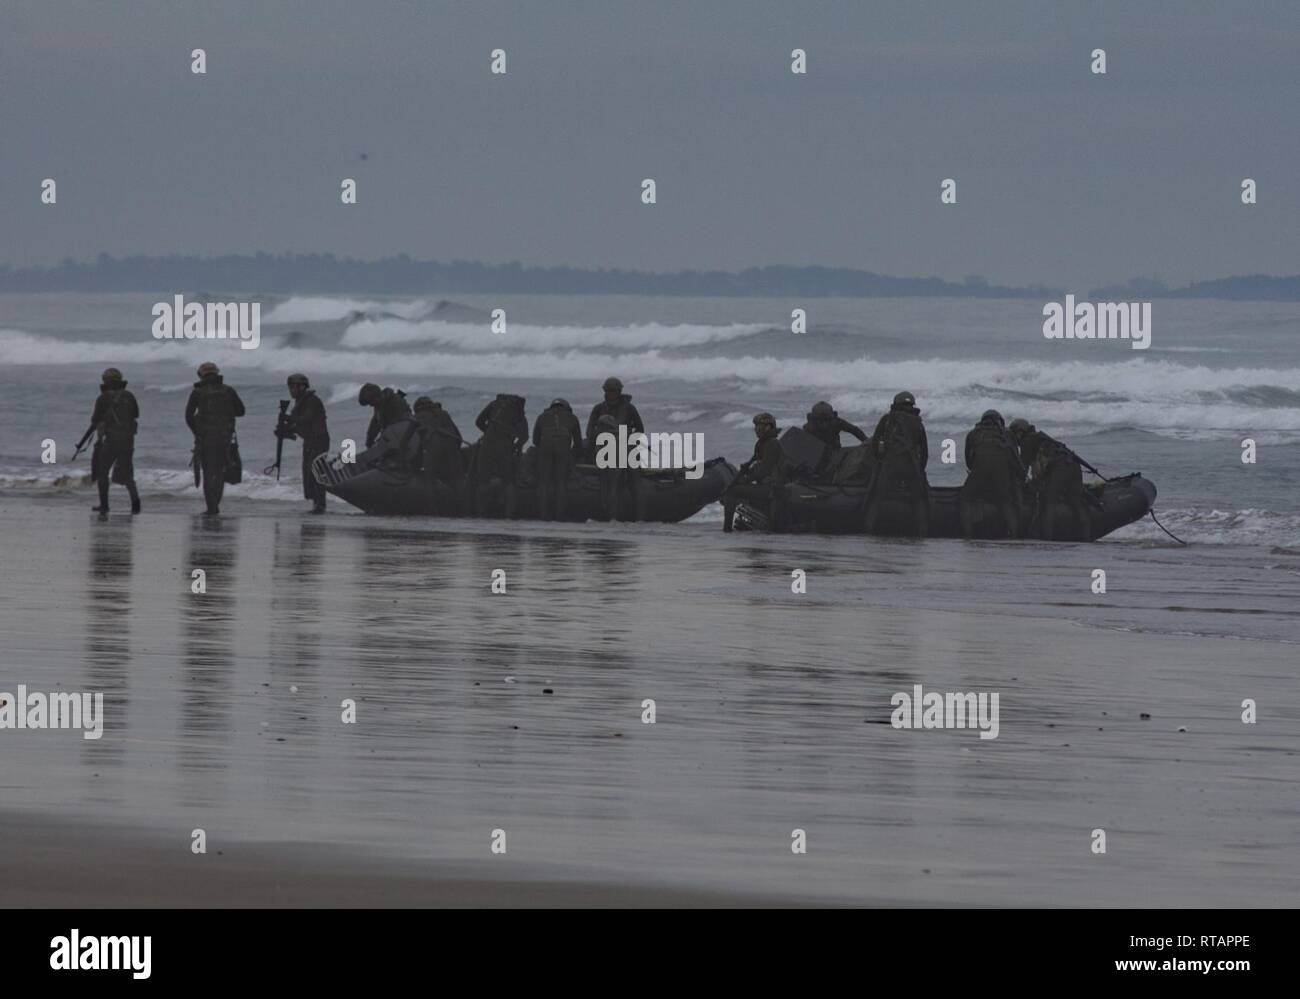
(312, 418, 736, 521)
(730, 427, 1156, 540)
(731, 473, 1156, 539)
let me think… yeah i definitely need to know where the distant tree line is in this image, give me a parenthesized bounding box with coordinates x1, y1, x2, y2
(0, 253, 1295, 299)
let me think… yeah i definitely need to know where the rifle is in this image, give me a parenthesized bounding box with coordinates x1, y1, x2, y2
(264, 399, 292, 478)
(70, 424, 96, 462)
(1065, 447, 1116, 482)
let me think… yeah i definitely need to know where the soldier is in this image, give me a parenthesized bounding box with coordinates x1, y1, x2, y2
(85, 367, 141, 515)
(865, 391, 929, 537)
(585, 376, 645, 455)
(412, 396, 464, 488)
(532, 398, 583, 520)
(184, 362, 245, 515)
(803, 401, 867, 452)
(960, 409, 1024, 539)
(278, 373, 329, 514)
(722, 412, 784, 532)
(359, 383, 411, 448)
(586, 377, 645, 521)
(473, 393, 528, 517)
(1009, 418, 1092, 541)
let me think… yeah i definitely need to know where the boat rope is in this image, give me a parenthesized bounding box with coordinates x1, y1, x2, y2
(1148, 508, 1188, 545)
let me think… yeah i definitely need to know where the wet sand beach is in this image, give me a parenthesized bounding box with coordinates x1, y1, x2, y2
(1, 494, 1297, 906)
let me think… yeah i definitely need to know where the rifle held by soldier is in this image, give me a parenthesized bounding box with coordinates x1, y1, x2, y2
(265, 399, 292, 478)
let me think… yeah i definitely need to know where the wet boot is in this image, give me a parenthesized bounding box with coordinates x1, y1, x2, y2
(92, 479, 110, 513)
(128, 484, 142, 514)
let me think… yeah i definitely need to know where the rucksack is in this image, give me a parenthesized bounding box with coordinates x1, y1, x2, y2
(100, 389, 137, 440)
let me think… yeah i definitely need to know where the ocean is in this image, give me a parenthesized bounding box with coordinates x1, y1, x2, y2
(1, 292, 1297, 905)
(2, 291, 1298, 545)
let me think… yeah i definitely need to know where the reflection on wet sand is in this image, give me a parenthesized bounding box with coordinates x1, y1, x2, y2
(2, 500, 1299, 904)
(84, 518, 133, 766)
(180, 515, 240, 783)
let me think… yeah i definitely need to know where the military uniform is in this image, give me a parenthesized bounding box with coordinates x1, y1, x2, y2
(1013, 424, 1091, 541)
(474, 394, 528, 516)
(413, 398, 464, 487)
(89, 370, 141, 513)
(722, 414, 785, 532)
(362, 385, 411, 448)
(960, 412, 1024, 538)
(585, 394, 645, 455)
(185, 367, 245, 514)
(532, 400, 582, 520)
(866, 393, 929, 536)
(803, 406, 867, 453)
(586, 378, 645, 521)
(282, 382, 329, 512)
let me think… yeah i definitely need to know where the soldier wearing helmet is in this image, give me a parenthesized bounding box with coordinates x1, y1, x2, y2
(959, 408, 1024, 539)
(184, 361, 246, 515)
(358, 383, 411, 448)
(865, 391, 930, 537)
(802, 400, 867, 469)
(86, 367, 141, 514)
(1007, 417, 1091, 541)
(721, 412, 785, 532)
(277, 373, 330, 513)
(532, 398, 583, 520)
(584, 377, 646, 521)
(585, 376, 645, 456)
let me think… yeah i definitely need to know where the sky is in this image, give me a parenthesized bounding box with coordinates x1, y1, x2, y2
(1, 0, 1297, 288)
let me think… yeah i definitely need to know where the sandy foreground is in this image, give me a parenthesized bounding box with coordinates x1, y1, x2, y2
(0, 809, 798, 907)
(2, 492, 1298, 907)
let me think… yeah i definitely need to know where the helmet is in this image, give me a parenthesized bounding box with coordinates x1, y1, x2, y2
(892, 391, 916, 409)
(1009, 418, 1032, 435)
(980, 409, 1004, 426)
(101, 367, 123, 383)
(595, 414, 618, 431)
(287, 373, 310, 388)
(550, 398, 570, 409)
(810, 401, 835, 420)
(413, 395, 435, 412)
(753, 412, 777, 429)
(196, 361, 219, 377)
(358, 383, 382, 406)
(602, 377, 623, 393)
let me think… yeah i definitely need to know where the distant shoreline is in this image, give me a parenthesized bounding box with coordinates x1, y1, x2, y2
(3, 256, 1298, 301)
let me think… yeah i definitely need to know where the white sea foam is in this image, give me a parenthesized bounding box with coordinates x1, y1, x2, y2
(339, 318, 767, 351)
(4, 329, 1299, 438)
(262, 297, 435, 324)
(0, 466, 307, 502)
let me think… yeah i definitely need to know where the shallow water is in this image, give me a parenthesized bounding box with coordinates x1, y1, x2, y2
(3, 496, 1297, 904)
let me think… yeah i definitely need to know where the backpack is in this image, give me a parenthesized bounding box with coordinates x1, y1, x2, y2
(100, 389, 137, 441)
(196, 383, 237, 434)
(538, 406, 575, 448)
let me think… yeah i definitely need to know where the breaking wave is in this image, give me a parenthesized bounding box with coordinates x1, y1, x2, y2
(4, 327, 1300, 439)
(338, 318, 768, 351)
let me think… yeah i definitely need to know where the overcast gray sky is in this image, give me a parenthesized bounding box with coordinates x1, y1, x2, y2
(1, 0, 1296, 288)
